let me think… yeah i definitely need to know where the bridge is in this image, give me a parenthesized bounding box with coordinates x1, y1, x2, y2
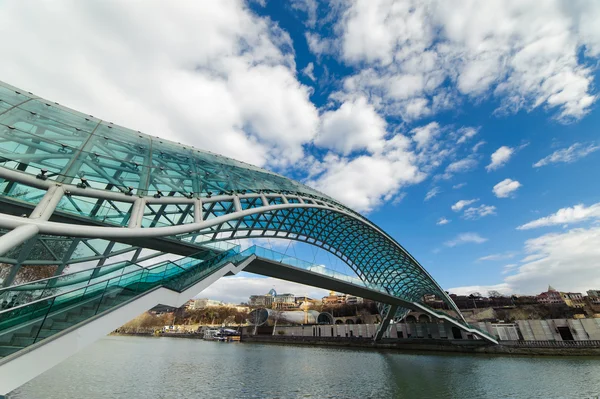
(0, 80, 496, 395)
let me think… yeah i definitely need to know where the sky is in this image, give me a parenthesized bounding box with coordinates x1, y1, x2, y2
(1, 0, 600, 302)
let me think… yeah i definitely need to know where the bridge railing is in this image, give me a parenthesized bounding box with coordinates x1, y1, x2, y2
(0, 243, 242, 313)
(0, 249, 244, 356)
(243, 245, 366, 287)
(0, 261, 142, 307)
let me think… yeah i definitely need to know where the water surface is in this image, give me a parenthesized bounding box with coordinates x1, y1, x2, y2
(11, 336, 600, 399)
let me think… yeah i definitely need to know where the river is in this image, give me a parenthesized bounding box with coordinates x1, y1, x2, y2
(9, 335, 600, 399)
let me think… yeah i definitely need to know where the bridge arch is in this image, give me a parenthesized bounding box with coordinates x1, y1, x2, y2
(0, 80, 464, 322)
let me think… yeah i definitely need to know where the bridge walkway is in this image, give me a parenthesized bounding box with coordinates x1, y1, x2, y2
(0, 245, 496, 395)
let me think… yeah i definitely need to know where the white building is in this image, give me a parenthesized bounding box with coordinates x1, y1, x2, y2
(189, 298, 223, 310)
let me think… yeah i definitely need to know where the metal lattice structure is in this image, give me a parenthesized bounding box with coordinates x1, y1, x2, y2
(0, 80, 464, 320)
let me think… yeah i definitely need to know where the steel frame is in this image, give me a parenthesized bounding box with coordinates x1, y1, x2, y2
(0, 80, 465, 324)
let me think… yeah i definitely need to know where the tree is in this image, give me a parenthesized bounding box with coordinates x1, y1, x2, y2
(0, 237, 79, 286)
(488, 290, 503, 298)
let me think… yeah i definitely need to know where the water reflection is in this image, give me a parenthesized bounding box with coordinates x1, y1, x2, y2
(11, 336, 600, 399)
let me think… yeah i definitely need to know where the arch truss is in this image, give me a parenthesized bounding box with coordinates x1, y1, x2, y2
(0, 79, 475, 333)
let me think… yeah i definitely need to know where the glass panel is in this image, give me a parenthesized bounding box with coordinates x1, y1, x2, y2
(0, 85, 30, 106)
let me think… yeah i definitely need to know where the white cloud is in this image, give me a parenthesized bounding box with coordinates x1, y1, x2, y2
(478, 253, 517, 262)
(446, 158, 478, 174)
(533, 142, 600, 167)
(501, 264, 518, 275)
(305, 32, 335, 56)
(306, 144, 425, 212)
(437, 217, 450, 225)
(331, 0, 600, 122)
(452, 183, 467, 189)
(455, 127, 479, 144)
(472, 141, 486, 152)
(425, 187, 441, 201)
(444, 232, 488, 247)
(0, 1, 319, 168)
(308, 119, 477, 213)
(517, 202, 600, 230)
(451, 199, 478, 212)
(316, 97, 386, 155)
(463, 205, 497, 220)
(486, 146, 514, 171)
(493, 178, 522, 198)
(504, 226, 600, 294)
(447, 283, 511, 296)
(452, 226, 600, 295)
(197, 274, 329, 304)
(302, 62, 316, 81)
(291, 0, 319, 28)
(411, 122, 440, 149)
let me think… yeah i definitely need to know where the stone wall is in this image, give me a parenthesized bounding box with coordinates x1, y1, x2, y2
(270, 318, 600, 343)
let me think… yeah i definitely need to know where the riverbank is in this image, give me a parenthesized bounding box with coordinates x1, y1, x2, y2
(242, 335, 600, 356)
(111, 332, 600, 356)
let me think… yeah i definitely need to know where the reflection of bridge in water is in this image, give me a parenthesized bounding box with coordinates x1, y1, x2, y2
(0, 81, 496, 395)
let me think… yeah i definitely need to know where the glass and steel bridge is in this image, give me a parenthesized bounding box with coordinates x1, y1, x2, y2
(0, 79, 496, 394)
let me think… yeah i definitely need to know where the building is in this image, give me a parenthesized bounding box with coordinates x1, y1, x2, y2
(560, 292, 585, 308)
(322, 291, 346, 305)
(273, 293, 296, 310)
(344, 295, 363, 305)
(249, 289, 276, 308)
(188, 298, 223, 310)
(587, 290, 600, 298)
(536, 286, 565, 305)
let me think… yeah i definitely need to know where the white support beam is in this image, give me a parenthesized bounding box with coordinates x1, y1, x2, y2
(233, 196, 241, 213)
(29, 185, 64, 220)
(193, 199, 202, 223)
(0, 225, 39, 258)
(127, 198, 146, 228)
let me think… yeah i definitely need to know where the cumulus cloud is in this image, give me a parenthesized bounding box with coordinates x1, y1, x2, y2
(0, 1, 319, 168)
(486, 146, 514, 171)
(463, 205, 497, 220)
(452, 226, 600, 295)
(411, 122, 441, 149)
(306, 145, 425, 212)
(447, 283, 511, 296)
(330, 0, 600, 122)
(444, 232, 488, 247)
(451, 199, 478, 212)
(308, 118, 479, 212)
(437, 217, 450, 225)
(493, 178, 522, 198)
(504, 227, 600, 294)
(517, 202, 600, 230)
(197, 274, 329, 304)
(533, 142, 600, 167)
(425, 187, 441, 201)
(316, 97, 387, 155)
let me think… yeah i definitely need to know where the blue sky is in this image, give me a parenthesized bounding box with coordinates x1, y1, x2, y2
(1, 0, 600, 302)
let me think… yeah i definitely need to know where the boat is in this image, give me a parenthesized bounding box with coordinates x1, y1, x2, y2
(214, 328, 241, 342)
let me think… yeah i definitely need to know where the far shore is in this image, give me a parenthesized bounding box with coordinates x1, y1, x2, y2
(109, 331, 600, 357)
